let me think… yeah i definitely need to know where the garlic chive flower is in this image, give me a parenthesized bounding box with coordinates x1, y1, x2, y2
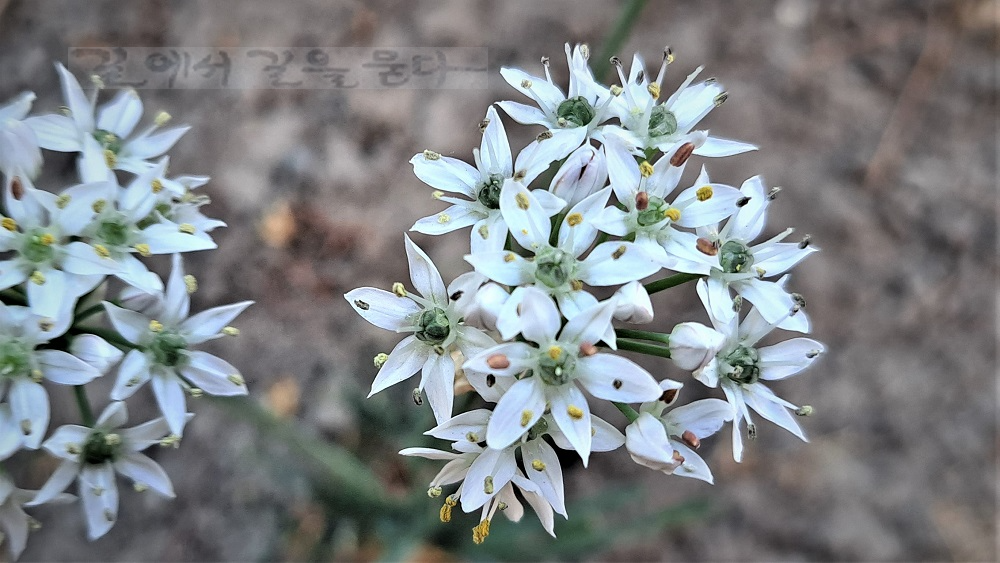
(29, 402, 183, 540)
(0, 92, 42, 191)
(693, 279, 824, 461)
(464, 288, 660, 464)
(344, 235, 496, 423)
(102, 255, 252, 436)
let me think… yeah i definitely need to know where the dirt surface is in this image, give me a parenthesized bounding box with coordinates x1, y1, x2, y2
(0, 0, 996, 561)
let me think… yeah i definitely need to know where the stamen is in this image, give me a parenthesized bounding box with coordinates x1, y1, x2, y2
(696, 186, 714, 201)
(639, 161, 654, 177)
(222, 326, 240, 336)
(422, 149, 441, 161)
(798, 234, 812, 249)
(178, 223, 196, 234)
(713, 92, 729, 106)
(663, 207, 680, 222)
(735, 196, 751, 207)
(520, 410, 533, 427)
(412, 388, 423, 405)
(635, 191, 649, 211)
(154, 111, 171, 127)
(696, 237, 718, 256)
(472, 519, 491, 544)
(681, 430, 701, 449)
(227, 373, 245, 386)
(134, 243, 151, 257)
(567, 405, 584, 420)
(659, 388, 678, 403)
(531, 459, 546, 471)
(392, 282, 407, 297)
(767, 186, 782, 200)
(55, 194, 71, 208)
(440, 495, 457, 522)
(565, 213, 583, 227)
(612, 245, 627, 259)
(427, 486, 443, 498)
(10, 177, 23, 200)
(373, 353, 388, 369)
(579, 342, 598, 357)
(148, 320, 163, 332)
(669, 142, 695, 167)
(29, 271, 45, 285)
(1, 217, 16, 231)
(487, 354, 510, 369)
(547, 346, 562, 360)
(515, 193, 530, 210)
(795, 405, 814, 416)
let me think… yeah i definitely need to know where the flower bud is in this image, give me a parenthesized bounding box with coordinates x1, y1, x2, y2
(548, 144, 608, 208)
(468, 282, 509, 332)
(669, 322, 726, 371)
(70, 334, 124, 375)
(612, 281, 654, 324)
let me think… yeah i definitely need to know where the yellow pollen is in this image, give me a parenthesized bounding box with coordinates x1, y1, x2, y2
(513, 170, 526, 182)
(227, 373, 245, 386)
(134, 243, 151, 257)
(39, 233, 55, 246)
(437, 212, 450, 224)
(466, 432, 479, 443)
(189, 388, 203, 397)
(520, 228, 528, 235)
(478, 224, 489, 239)
(427, 486, 443, 498)
(423, 149, 441, 161)
(531, 459, 546, 471)
(154, 111, 171, 127)
(503, 252, 516, 263)
(178, 223, 196, 234)
(520, 410, 533, 427)
(66, 443, 81, 455)
(472, 519, 491, 544)
(566, 213, 583, 227)
(639, 161, 654, 178)
(521, 79, 532, 89)
(148, 320, 163, 332)
(103, 149, 117, 168)
(222, 326, 240, 336)
(54, 195, 71, 211)
(392, 282, 407, 297)
(103, 433, 121, 446)
(567, 405, 584, 420)
(570, 279, 583, 291)
(610, 84, 623, 96)
(31, 369, 43, 382)
(133, 483, 149, 493)
(696, 185, 714, 201)
(440, 495, 457, 522)
(536, 130, 553, 141)
(1, 218, 15, 231)
(431, 190, 444, 199)
(159, 434, 181, 448)
(663, 207, 681, 221)
(483, 476, 494, 494)
(151, 179, 164, 194)
(612, 245, 627, 260)
(373, 353, 389, 368)
(647, 82, 661, 99)
(547, 346, 562, 360)
(92, 199, 106, 213)
(515, 192, 530, 210)
(183, 274, 197, 293)
(29, 271, 45, 285)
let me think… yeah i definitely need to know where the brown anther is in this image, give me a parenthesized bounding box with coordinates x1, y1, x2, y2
(10, 177, 23, 200)
(635, 191, 650, 211)
(579, 342, 598, 357)
(612, 379, 623, 390)
(485, 374, 496, 387)
(681, 430, 701, 449)
(486, 354, 510, 370)
(669, 142, 695, 167)
(635, 69, 645, 84)
(696, 237, 719, 256)
(450, 290, 464, 301)
(660, 388, 678, 404)
(671, 450, 685, 464)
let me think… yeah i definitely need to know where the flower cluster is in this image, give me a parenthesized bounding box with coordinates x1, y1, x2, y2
(347, 44, 825, 543)
(0, 65, 250, 557)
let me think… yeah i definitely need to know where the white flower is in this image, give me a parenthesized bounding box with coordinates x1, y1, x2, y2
(0, 92, 42, 189)
(0, 183, 106, 318)
(668, 322, 726, 371)
(29, 402, 182, 540)
(102, 254, 252, 436)
(0, 303, 101, 448)
(604, 52, 756, 158)
(0, 470, 73, 560)
(410, 106, 566, 252)
(664, 176, 816, 331)
(464, 288, 660, 464)
(25, 64, 189, 182)
(344, 235, 496, 423)
(626, 381, 734, 483)
(497, 44, 616, 161)
(612, 281, 654, 324)
(694, 279, 825, 461)
(593, 136, 744, 269)
(465, 180, 659, 325)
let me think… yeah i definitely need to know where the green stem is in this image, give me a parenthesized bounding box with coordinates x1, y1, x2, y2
(614, 401, 640, 423)
(644, 272, 702, 295)
(616, 328, 670, 345)
(616, 338, 672, 359)
(74, 302, 108, 323)
(74, 385, 95, 427)
(0, 289, 26, 305)
(592, 0, 649, 81)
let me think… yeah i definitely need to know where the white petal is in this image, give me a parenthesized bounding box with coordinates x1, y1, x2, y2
(499, 179, 550, 250)
(102, 301, 150, 344)
(151, 375, 188, 436)
(126, 126, 189, 159)
(669, 441, 714, 483)
(40, 424, 88, 462)
(759, 338, 825, 380)
(55, 63, 94, 133)
(744, 384, 807, 441)
(426, 409, 492, 442)
(95, 401, 128, 429)
(179, 300, 253, 344)
(576, 353, 661, 402)
(404, 235, 447, 303)
(161, 254, 190, 325)
(496, 100, 548, 126)
(369, 336, 428, 396)
(181, 351, 248, 396)
(625, 412, 676, 474)
(512, 474, 557, 537)
(463, 342, 535, 378)
(519, 287, 561, 344)
(37, 349, 101, 385)
(398, 447, 460, 461)
(114, 452, 174, 497)
(411, 204, 480, 236)
(480, 106, 513, 176)
(70, 334, 124, 375)
(25, 267, 68, 319)
(580, 241, 659, 286)
(590, 415, 626, 452)
(409, 153, 478, 198)
(734, 278, 796, 324)
(556, 186, 610, 256)
(559, 297, 616, 348)
(24, 114, 81, 152)
(692, 136, 757, 157)
(28, 461, 79, 506)
(344, 287, 421, 332)
(464, 250, 532, 287)
(664, 399, 734, 439)
(110, 349, 151, 400)
(420, 351, 456, 424)
(752, 243, 817, 277)
(460, 447, 516, 513)
(96, 89, 142, 138)
(79, 463, 118, 540)
(548, 385, 592, 466)
(727, 175, 768, 241)
(521, 439, 566, 516)
(9, 379, 48, 449)
(486, 378, 545, 449)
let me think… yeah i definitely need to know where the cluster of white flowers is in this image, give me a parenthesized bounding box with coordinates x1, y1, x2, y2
(347, 43, 825, 543)
(0, 64, 250, 557)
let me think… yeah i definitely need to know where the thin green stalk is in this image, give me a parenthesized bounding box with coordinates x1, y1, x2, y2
(615, 328, 670, 345)
(74, 302, 107, 324)
(74, 385, 95, 427)
(644, 272, 702, 295)
(592, 0, 649, 81)
(614, 401, 640, 423)
(616, 338, 672, 359)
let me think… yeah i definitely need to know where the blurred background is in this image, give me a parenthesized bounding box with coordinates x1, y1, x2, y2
(0, 0, 996, 560)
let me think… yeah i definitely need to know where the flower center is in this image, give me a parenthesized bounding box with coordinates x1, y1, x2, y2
(535, 249, 572, 289)
(21, 230, 56, 264)
(647, 105, 678, 137)
(537, 347, 575, 386)
(556, 96, 595, 128)
(725, 345, 761, 385)
(95, 213, 132, 248)
(150, 329, 188, 367)
(0, 339, 33, 379)
(414, 308, 451, 345)
(92, 129, 123, 154)
(719, 240, 754, 274)
(477, 173, 504, 209)
(83, 431, 122, 465)
(636, 195, 668, 227)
